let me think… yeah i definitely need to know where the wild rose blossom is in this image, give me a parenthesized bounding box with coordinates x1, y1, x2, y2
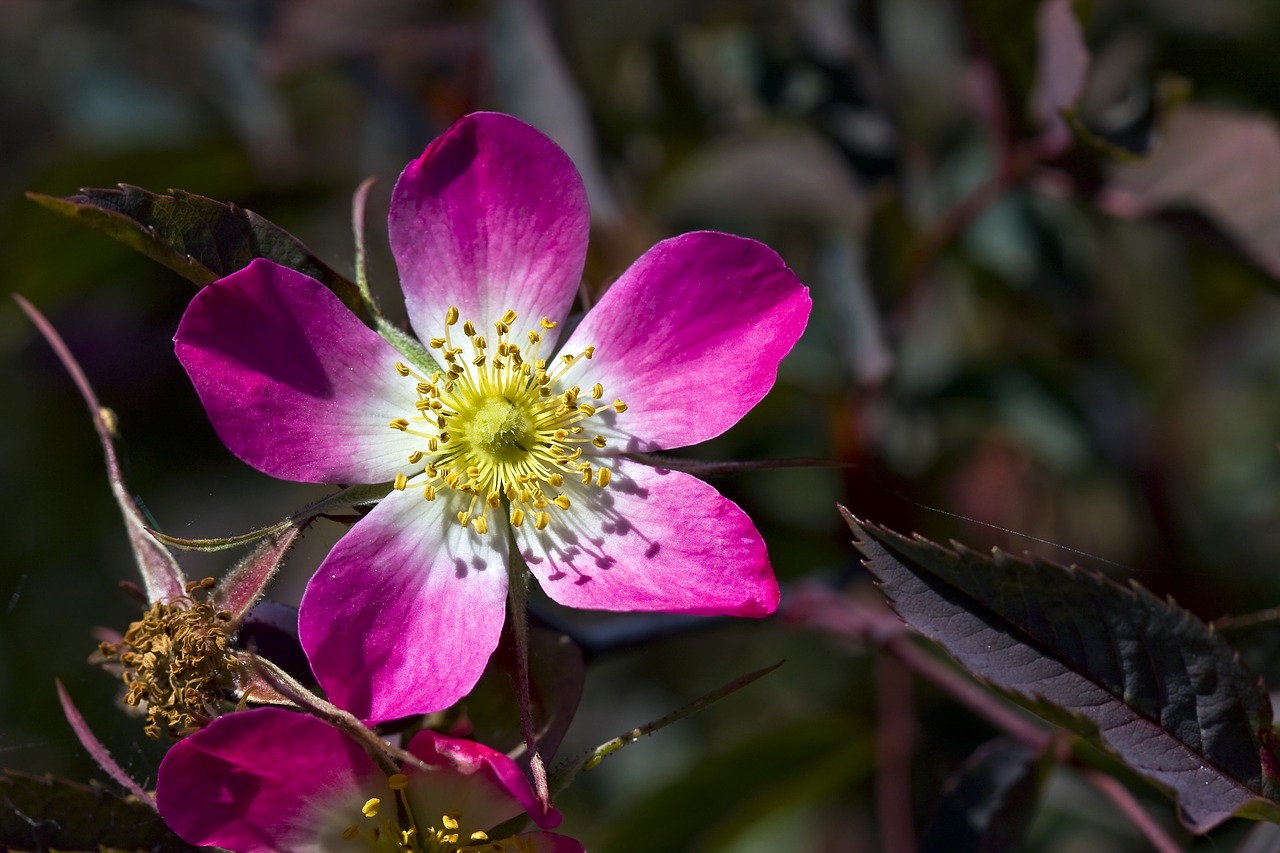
(156, 706, 581, 852)
(175, 112, 811, 721)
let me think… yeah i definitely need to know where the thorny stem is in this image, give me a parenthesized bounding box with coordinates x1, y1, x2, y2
(1080, 768, 1185, 853)
(245, 653, 426, 778)
(506, 556, 550, 812)
(351, 176, 377, 306)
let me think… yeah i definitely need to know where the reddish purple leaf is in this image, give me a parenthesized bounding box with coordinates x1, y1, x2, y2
(844, 508, 1280, 833)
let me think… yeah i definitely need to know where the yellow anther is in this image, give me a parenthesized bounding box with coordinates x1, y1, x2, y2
(472, 516, 489, 534)
(554, 495, 572, 510)
(429, 337, 446, 348)
(467, 466, 481, 479)
(415, 399, 431, 411)
(554, 429, 568, 441)
(408, 450, 424, 464)
(393, 473, 408, 491)
(362, 798, 381, 818)
(423, 485, 437, 501)
(510, 508, 526, 527)
(561, 354, 575, 365)
(418, 381, 433, 394)
(597, 467, 611, 488)
(548, 473, 564, 487)
(613, 399, 628, 413)
(487, 491, 502, 508)
(457, 511, 470, 527)
(579, 403, 597, 416)
(474, 335, 487, 350)
(494, 322, 509, 336)
(535, 511, 551, 530)
(389, 418, 410, 431)
(592, 435, 607, 448)
(540, 317, 556, 329)
(446, 306, 459, 325)
(580, 468, 592, 485)
(442, 815, 460, 831)
(470, 830, 490, 841)
(428, 437, 439, 452)
(472, 354, 486, 367)
(500, 309, 518, 326)
(533, 497, 549, 509)
(571, 426, 584, 434)
(388, 773, 410, 791)
(584, 345, 596, 358)
(395, 362, 411, 376)
(591, 383, 604, 399)
(528, 330, 540, 344)
(462, 320, 476, 337)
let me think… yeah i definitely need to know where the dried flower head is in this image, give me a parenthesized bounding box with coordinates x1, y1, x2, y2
(99, 577, 245, 738)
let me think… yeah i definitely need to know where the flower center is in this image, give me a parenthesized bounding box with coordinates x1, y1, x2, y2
(340, 778, 521, 853)
(389, 307, 627, 536)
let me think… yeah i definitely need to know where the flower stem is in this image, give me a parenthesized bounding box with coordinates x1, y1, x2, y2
(506, 555, 550, 811)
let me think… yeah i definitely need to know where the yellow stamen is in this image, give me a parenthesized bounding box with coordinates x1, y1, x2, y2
(362, 798, 380, 818)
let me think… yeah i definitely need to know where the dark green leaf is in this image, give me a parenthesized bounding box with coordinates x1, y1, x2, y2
(0, 769, 194, 852)
(843, 508, 1280, 833)
(26, 184, 366, 318)
(918, 737, 1043, 853)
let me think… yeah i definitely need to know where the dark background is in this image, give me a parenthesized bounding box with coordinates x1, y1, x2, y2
(5, 1, 1280, 850)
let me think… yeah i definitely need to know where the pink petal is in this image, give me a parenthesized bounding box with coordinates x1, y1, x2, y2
(404, 731, 563, 831)
(299, 488, 510, 722)
(175, 258, 421, 483)
(515, 458, 778, 616)
(558, 231, 810, 451)
(156, 707, 385, 853)
(389, 112, 589, 350)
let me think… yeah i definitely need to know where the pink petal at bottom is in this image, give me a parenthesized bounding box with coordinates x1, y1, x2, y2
(155, 707, 384, 853)
(515, 459, 778, 617)
(299, 488, 511, 722)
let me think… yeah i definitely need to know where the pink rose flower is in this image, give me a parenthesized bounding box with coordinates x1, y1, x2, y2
(175, 112, 810, 721)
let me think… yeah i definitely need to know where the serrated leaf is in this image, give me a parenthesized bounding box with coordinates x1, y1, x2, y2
(0, 769, 193, 852)
(843, 508, 1280, 833)
(27, 184, 366, 317)
(918, 737, 1043, 853)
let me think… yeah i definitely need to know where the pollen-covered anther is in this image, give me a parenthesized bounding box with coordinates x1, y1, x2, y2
(390, 305, 626, 534)
(362, 798, 380, 818)
(393, 473, 408, 491)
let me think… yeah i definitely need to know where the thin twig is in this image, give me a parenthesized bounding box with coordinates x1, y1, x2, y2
(1079, 767, 1184, 853)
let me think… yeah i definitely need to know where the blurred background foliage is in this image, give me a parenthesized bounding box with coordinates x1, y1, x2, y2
(5, 0, 1280, 850)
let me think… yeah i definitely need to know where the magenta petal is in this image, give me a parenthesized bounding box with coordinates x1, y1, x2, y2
(559, 231, 811, 451)
(299, 489, 510, 722)
(389, 112, 589, 348)
(175, 258, 420, 483)
(404, 730, 563, 831)
(515, 458, 778, 616)
(156, 707, 384, 852)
